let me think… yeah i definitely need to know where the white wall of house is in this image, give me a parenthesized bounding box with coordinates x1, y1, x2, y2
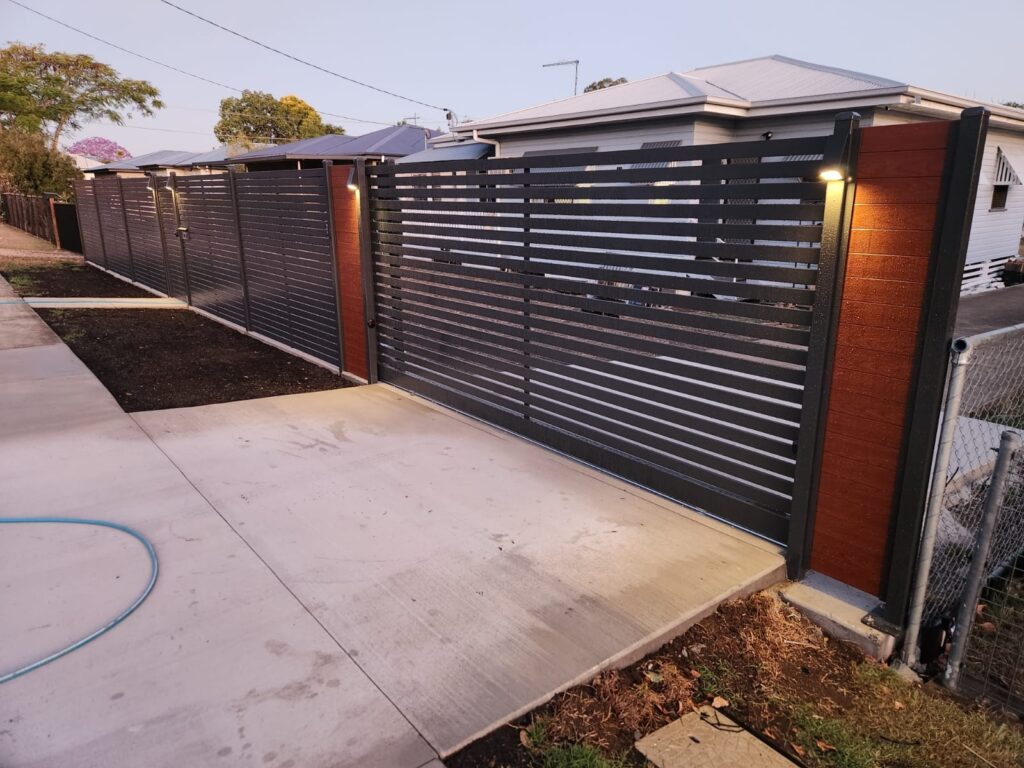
(495, 122, 696, 156)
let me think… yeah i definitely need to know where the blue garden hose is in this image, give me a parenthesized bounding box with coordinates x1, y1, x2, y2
(0, 517, 158, 684)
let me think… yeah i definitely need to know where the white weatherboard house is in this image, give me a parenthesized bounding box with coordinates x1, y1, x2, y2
(437, 55, 1024, 292)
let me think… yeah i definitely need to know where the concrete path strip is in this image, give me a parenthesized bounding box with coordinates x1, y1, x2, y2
(0, 281, 436, 768)
(134, 385, 786, 757)
(20, 296, 187, 309)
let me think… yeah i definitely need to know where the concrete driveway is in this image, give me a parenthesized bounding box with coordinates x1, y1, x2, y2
(1, 277, 784, 766)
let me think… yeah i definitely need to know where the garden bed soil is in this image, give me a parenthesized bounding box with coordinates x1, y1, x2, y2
(448, 591, 1024, 768)
(37, 308, 346, 411)
(0, 260, 151, 298)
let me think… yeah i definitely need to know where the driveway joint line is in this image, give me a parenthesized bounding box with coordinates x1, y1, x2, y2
(128, 412, 442, 763)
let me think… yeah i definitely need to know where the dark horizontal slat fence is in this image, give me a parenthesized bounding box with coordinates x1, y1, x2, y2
(2, 192, 55, 243)
(72, 168, 342, 369)
(366, 135, 834, 541)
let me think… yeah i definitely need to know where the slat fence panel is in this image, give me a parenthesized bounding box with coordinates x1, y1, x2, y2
(235, 168, 339, 366)
(367, 136, 831, 541)
(93, 177, 132, 277)
(73, 181, 104, 264)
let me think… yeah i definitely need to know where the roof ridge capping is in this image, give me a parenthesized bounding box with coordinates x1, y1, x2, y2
(686, 54, 907, 90)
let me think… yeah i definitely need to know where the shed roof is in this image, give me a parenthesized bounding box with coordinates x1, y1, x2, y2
(224, 125, 442, 164)
(92, 149, 199, 172)
(396, 141, 494, 164)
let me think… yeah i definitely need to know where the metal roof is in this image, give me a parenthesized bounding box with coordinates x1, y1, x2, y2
(92, 149, 200, 171)
(186, 146, 238, 166)
(458, 56, 907, 133)
(224, 125, 442, 164)
(395, 142, 494, 164)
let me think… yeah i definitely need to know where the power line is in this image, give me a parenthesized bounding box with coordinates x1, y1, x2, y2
(157, 0, 449, 114)
(4, 0, 393, 126)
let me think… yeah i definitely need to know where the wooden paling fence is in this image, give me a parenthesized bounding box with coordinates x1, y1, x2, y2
(2, 192, 56, 243)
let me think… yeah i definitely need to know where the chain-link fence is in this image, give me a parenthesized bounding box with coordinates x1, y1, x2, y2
(921, 322, 1024, 712)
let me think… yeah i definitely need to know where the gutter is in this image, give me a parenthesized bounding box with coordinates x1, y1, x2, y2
(471, 129, 500, 158)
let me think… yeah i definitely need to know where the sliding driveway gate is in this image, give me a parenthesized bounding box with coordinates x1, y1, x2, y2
(365, 126, 853, 543)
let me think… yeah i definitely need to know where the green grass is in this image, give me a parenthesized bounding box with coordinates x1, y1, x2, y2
(540, 744, 629, 768)
(795, 710, 880, 768)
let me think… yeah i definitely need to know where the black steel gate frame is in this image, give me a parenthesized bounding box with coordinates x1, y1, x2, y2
(360, 119, 861, 558)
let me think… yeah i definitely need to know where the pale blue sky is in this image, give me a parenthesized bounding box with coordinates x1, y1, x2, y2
(4, 0, 1022, 155)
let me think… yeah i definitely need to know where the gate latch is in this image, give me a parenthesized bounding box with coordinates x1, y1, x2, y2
(175, 225, 189, 240)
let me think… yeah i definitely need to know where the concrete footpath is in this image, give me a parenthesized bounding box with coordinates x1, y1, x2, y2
(1, 275, 785, 767)
(0, 279, 437, 768)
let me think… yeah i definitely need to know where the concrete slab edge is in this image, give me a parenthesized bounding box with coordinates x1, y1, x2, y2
(438, 560, 787, 759)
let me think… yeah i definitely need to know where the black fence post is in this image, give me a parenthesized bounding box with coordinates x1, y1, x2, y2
(354, 157, 378, 383)
(227, 168, 252, 331)
(880, 107, 990, 628)
(322, 160, 346, 372)
(786, 112, 861, 581)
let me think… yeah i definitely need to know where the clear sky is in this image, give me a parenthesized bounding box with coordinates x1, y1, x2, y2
(4, 0, 1023, 156)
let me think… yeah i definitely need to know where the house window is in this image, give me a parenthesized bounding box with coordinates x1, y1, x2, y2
(992, 184, 1010, 211)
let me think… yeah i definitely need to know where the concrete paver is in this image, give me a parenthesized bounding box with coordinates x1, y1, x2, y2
(636, 707, 797, 767)
(134, 385, 785, 756)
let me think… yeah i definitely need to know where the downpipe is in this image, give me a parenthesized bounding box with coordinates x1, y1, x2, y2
(900, 337, 972, 670)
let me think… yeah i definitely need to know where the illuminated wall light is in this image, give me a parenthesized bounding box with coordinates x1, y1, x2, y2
(346, 167, 358, 192)
(819, 168, 845, 182)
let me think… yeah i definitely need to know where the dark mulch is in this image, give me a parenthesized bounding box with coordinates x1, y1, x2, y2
(37, 308, 346, 411)
(448, 592, 1024, 768)
(1, 261, 152, 298)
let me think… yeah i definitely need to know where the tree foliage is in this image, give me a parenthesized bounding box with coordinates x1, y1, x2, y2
(0, 129, 81, 199)
(213, 91, 344, 147)
(584, 77, 628, 93)
(66, 136, 131, 163)
(0, 43, 162, 151)
(1004, 101, 1024, 110)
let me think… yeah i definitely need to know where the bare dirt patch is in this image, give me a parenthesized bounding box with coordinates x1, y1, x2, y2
(448, 591, 1024, 768)
(37, 308, 346, 411)
(1, 260, 151, 298)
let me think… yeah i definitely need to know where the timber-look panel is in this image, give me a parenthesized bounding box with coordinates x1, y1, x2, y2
(810, 121, 953, 595)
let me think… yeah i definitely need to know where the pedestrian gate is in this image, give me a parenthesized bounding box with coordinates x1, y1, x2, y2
(365, 133, 843, 542)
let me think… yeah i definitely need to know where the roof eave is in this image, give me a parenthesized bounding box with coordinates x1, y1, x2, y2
(453, 96, 750, 137)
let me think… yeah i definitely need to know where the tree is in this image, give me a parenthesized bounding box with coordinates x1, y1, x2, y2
(1004, 101, 1024, 110)
(584, 77, 628, 93)
(66, 136, 131, 163)
(0, 129, 81, 199)
(0, 43, 162, 151)
(214, 90, 343, 147)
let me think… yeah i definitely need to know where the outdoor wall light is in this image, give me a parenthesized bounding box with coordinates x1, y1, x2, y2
(819, 168, 845, 182)
(346, 167, 358, 192)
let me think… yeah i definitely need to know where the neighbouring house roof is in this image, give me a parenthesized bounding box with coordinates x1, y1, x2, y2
(222, 125, 443, 165)
(186, 146, 243, 166)
(450, 55, 1024, 138)
(396, 141, 494, 164)
(92, 149, 200, 172)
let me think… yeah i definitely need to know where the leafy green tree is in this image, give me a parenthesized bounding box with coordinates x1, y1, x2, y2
(0, 128, 81, 199)
(0, 43, 162, 151)
(584, 77, 628, 93)
(214, 90, 343, 147)
(1004, 101, 1024, 110)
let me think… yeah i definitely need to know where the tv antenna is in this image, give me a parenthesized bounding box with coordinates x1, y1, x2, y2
(543, 59, 580, 95)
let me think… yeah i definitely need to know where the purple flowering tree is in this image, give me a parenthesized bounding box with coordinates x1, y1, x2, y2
(66, 136, 132, 163)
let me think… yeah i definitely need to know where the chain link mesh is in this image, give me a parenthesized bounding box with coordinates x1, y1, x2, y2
(923, 325, 1024, 712)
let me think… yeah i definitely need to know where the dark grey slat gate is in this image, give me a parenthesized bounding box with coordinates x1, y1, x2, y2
(235, 168, 340, 367)
(175, 174, 247, 327)
(121, 178, 167, 293)
(366, 135, 834, 542)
